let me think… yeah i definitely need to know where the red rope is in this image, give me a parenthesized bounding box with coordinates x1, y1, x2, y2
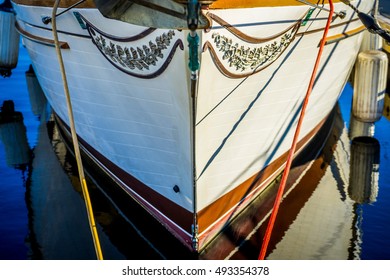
(258, 0, 334, 260)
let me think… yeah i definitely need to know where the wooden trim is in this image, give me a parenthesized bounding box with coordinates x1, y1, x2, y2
(13, 0, 342, 9)
(210, 0, 342, 9)
(297, 18, 360, 37)
(16, 22, 70, 49)
(202, 20, 300, 79)
(208, 12, 303, 43)
(324, 25, 366, 45)
(79, 12, 157, 42)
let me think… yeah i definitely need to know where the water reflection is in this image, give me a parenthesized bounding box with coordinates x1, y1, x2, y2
(348, 136, 381, 260)
(0, 100, 31, 171)
(18, 66, 123, 259)
(349, 137, 380, 204)
(27, 116, 103, 259)
(25, 65, 46, 119)
(264, 109, 360, 259)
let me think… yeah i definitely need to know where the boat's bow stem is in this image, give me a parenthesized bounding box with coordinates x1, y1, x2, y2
(187, 0, 201, 251)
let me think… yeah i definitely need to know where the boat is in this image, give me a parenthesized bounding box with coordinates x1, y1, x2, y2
(10, 0, 376, 253)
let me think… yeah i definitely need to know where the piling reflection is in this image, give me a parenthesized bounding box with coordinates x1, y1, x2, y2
(348, 137, 380, 204)
(12, 68, 102, 259)
(0, 100, 31, 170)
(25, 65, 47, 118)
(347, 136, 380, 260)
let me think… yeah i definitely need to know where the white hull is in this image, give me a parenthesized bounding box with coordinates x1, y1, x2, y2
(12, 0, 374, 250)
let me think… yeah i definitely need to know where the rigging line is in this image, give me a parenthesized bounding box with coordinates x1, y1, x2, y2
(43, 0, 86, 24)
(341, 0, 390, 44)
(258, 0, 334, 260)
(297, 0, 329, 11)
(56, 0, 87, 18)
(84, 167, 167, 260)
(340, 0, 360, 13)
(195, 75, 250, 126)
(52, 0, 103, 260)
(297, 0, 345, 19)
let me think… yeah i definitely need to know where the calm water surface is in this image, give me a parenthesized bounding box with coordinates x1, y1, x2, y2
(1, 3, 390, 260)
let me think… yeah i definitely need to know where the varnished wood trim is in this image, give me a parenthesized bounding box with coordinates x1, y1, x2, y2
(202, 20, 300, 79)
(210, 0, 341, 9)
(324, 25, 366, 45)
(208, 12, 303, 43)
(78, 13, 185, 79)
(16, 22, 70, 49)
(79, 13, 157, 42)
(297, 18, 360, 37)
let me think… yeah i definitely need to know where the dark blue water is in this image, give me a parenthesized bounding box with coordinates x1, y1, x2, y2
(1, 2, 390, 260)
(339, 86, 390, 260)
(0, 46, 39, 259)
